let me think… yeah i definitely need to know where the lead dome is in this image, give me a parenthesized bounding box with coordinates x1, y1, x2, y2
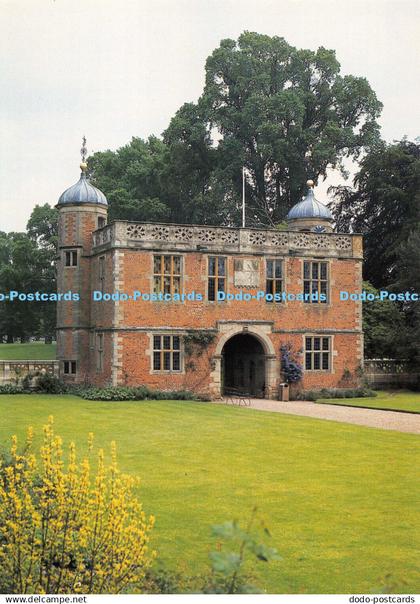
(286, 180, 333, 231)
(57, 164, 107, 206)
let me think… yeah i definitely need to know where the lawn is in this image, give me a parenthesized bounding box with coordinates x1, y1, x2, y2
(0, 395, 419, 594)
(318, 390, 420, 414)
(0, 342, 56, 360)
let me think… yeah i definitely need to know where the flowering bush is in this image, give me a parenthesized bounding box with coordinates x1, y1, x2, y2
(280, 344, 303, 384)
(0, 417, 155, 594)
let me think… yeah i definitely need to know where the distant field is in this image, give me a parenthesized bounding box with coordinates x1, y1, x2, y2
(0, 342, 56, 360)
(318, 390, 420, 414)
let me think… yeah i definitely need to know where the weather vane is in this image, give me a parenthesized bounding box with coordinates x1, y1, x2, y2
(80, 136, 88, 172)
(80, 136, 87, 163)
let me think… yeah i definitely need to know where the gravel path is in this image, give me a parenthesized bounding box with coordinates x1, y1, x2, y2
(218, 398, 420, 434)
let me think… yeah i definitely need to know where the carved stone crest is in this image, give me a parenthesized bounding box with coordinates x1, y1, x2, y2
(234, 259, 260, 288)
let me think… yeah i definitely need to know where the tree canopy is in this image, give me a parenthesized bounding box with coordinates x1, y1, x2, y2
(199, 32, 382, 224)
(90, 32, 382, 227)
(393, 226, 420, 366)
(26, 203, 58, 250)
(332, 139, 420, 364)
(332, 139, 420, 287)
(362, 282, 405, 360)
(0, 205, 57, 343)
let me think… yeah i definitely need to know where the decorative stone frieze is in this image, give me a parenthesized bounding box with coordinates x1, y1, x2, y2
(92, 221, 359, 258)
(0, 361, 59, 384)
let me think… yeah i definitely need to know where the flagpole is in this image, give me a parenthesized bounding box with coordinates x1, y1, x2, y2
(242, 166, 246, 228)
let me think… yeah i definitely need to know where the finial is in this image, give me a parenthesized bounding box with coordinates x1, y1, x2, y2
(80, 136, 88, 172)
(306, 179, 314, 188)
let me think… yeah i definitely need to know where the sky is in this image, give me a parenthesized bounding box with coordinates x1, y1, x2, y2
(1, 0, 419, 232)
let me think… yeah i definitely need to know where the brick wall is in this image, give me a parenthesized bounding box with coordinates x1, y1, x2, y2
(57, 214, 363, 397)
(56, 204, 107, 383)
(91, 250, 363, 397)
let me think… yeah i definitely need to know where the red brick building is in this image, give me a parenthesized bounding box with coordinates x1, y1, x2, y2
(56, 163, 363, 399)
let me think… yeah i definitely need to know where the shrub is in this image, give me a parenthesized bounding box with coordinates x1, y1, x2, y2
(295, 390, 318, 402)
(295, 388, 377, 401)
(79, 386, 195, 402)
(146, 389, 195, 401)
(0, 380, 197, 402)
(142, 510, 279, 594)
(66, 383, 91, 397)
(34, 373, 68, 394)
(201, 509, 280, 594)
(81, 386, 148, 401)
(280, 344, 303, 384)
(407, 375, 420, 392)
(0, 383, 25, 395)
(0, 417, 155, 594)
(143, 564, 188, 594)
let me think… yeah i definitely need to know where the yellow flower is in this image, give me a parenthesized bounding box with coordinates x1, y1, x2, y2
(0, 416, 155, 595)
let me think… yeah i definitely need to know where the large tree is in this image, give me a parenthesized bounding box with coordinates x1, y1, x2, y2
(195, 31, 382, 225)
(0, 233, 49, 342)
(362, 282, 405, 359)
(0, 205, 58, 343)
(332, 139, 420, 287)
(90, 122, 222, 225)
(333, 140, 420, 366)
(393, 227, 420, 367)
(26, 203, 58, 250)
(89, 136, 171, 223)
(26, 204, 58, 343)
(89, 32, 382, 227)
(162, 102, 224, 224)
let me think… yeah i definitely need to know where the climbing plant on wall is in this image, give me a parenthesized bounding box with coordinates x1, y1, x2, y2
(280, 344, 303, 384)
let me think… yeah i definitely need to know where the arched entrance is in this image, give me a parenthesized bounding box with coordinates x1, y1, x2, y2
(221, 333, 266, 398)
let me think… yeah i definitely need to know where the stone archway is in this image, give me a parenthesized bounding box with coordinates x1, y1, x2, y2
(209, 325, 278, 399)
(221, 333, 265, 397)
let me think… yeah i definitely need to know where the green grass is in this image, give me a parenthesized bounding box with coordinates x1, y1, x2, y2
(0, 395, 419, 594)
(0, 342, 56, 360)
(318, 390, 420, 414)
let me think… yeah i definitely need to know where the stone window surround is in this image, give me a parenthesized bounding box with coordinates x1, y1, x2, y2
(147, 332, 185, 374)
(96, 332, 104, 373)
(97, 216, 106, 229)
(265, 258, 284, 303)
(206, 255, 228, 302)
(63, 360, 77, 375)
(301, 258, 331, 307)
(302, 333, 335, 374)
(98, 255, 106, 292)
(151, 253, 183, 297)
(89, 331, 95, 350)
(63, 248, 79, 268)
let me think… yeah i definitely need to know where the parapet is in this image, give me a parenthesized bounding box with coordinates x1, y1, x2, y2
(92, 221, 363, 260)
